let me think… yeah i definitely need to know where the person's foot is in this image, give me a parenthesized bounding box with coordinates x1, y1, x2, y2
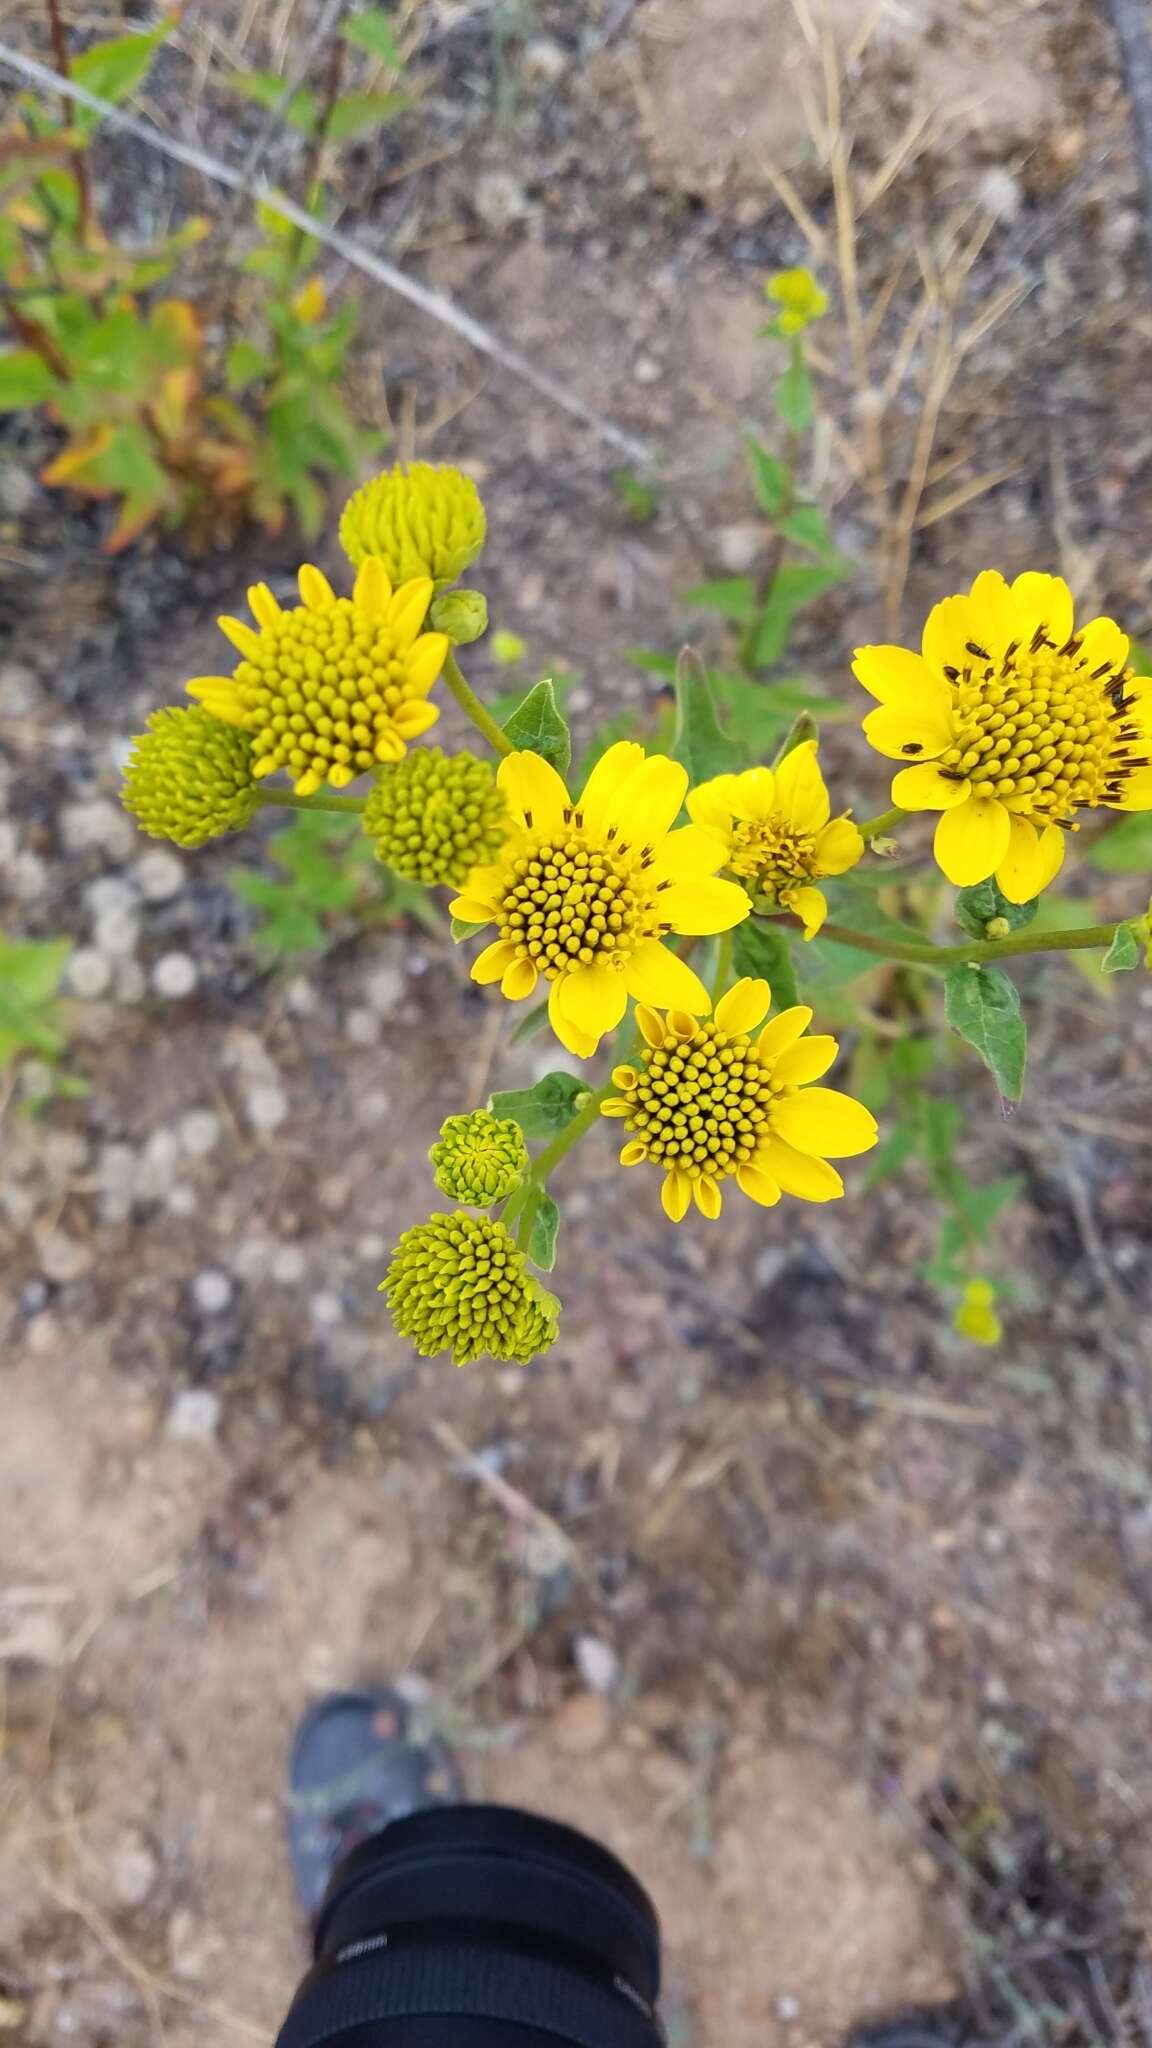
(286, 1688, 463, 1919)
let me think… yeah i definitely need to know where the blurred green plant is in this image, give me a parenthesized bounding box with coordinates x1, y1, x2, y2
(228, 808, 441, 961)
(0, 931, 86, 1113)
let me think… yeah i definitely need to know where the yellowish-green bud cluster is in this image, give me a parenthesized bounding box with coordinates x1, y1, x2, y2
(430, 1110, 527, 1206)
(340, 462, 487, 588)
(382, 1211, 558, 1366)
(363, 747, 509, 887)
(430, 588, 489, 646)
(122, 707, 259, 848)
(953, 1278, 1002, 1346)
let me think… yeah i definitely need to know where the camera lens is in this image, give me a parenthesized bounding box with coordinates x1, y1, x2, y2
(275, 1805, 664, 2048)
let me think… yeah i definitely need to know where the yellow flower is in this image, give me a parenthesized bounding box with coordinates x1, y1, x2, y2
(765, 266, 828, 334)
(687, 741, 863, 938)
(601, 978, 878, 1221)
(449, 742, 752, 1057)
(292, 277, 327, 323)
(185, 560, 448, 797)
(854, 570, 1152, 903)
(339, 462, 486, 588)
(953, 1278, 1002, 1346)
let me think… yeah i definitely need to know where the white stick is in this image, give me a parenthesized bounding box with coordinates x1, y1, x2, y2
(0, 41, 654, 466)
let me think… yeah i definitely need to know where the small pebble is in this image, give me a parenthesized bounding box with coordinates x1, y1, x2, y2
(166, 1388, 222, 1442)
(177, 1108, 222, 1157)
(310, 1291, 344, 1329)
(0, 660, 37, 716)
(271, 1243, 308, 1285)
(574, 1635, 619, 1696)
(192, 1268, 234, 1316)
(152, 951, 198, 999)
(365, 963, 405, 1015)
(345, 1006, 380, 1046)
(85, 874, 138, 919)
(94, 906, 141, 960)
(115, 961, 146, 1004)
(34, 1229, 95, 1284)
(356, 1233, 387, 1263)
(110, 1828, 159, 1909)
(166, 1186, 198, 1218)
(775, 1995, 800, 2023)
(284, 976, 319, 1016)
(61, 797, 134, 860)
(633, 355, 661, 386)
(66, 946, 113, 1000)
(245, 1081, 289, 1133)
(134, 848, 185, 902)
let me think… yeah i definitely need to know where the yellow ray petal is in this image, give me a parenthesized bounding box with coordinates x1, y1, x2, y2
(659, 877, 751, 935)
(772, 740, 829, 832)
(612, 1064, 639, 1090)
(726, 765, 776, 823)
(771, 1087, 878, 1158)
(606, 754, 688, 843)
(735, 1162, 781, 1207)
(1009, 570, 1074, 650)
(772, 1034, 838, 1086)
(601, 1098, 631, 1118)
(921, 594, 979, 677)
(578, 740, 645, 835)
(448, 896, 497, 925)
(185, 679, 247, 726)
(666, 1009, 699, 1040)
(556, 964, 629, 1041)
(387, 576, 435, 650)
(853, 643, 950, 705)
(661, 1168, 692, 1222)
(404, 633, 450, 696)
(472, 939, 517, 985)
(714, 976, 771, 1035)
(497, 749, 570, 833)
(813, 815, 864, 875)
(863, 701, 955, 762)
(620, 1140, 648, 1166)
(635, 1004, 666, 1049)
(1032, 822, 1066, 891)
(933, 793, 1011, 886)
(783, 882, 828, 939)
(693, 1175, 723, 1219)
(994, 812, 1044, 904)
(686, 774, 740, 833)
(392, 698, 440, 737)
(374, 730, 405, 762)
(965, 569, 1018, 658)
(757, 1005, 813, 1059)
(1076, 615, 1129, 676)
(353, 556, 392, 616)
(501, 955, 538, 1001)
(890, 763, 971, 811)
(1110, 766, 1152, 810)
(247, 582, 281, 628)
(547, 977, 597, 1059)
(756, 1138, 844, 1202)
(217, 615, 261, 661)
(298, 564, 335, 611)
(648, 823, 729, 882)
(623, 938, 710, 1013)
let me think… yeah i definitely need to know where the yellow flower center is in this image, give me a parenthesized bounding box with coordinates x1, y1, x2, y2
(496, 825, 666, 981)
(726, 819, 818, 895)
(933, 631, 1145, 817)
(232, 599, 422, 784)
(619, 1021, 785, 1181)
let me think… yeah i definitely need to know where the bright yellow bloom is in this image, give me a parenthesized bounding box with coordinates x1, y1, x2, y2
(449, 742, 752, 1057)
(687, 741, 863, 938)
(953, 1278, 1002, 1346)
(185, 560, 448, 797)
(601, 978, 877, 1221)
(765, 266, 828, 334)
(339, 462, 486, 588)
(854, 570, 1152, 903)
(292, 277, 327, 323)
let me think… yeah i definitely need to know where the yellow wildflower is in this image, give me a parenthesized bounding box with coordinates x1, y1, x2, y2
(449, 742, 751, 1057)
(185, 560, 447, 797)
(687, 740, 863, 937)
(854, 570, 1152, 902)
(601, 978, 878, 1220)
(339, 462, 486, 588)
(953, 1278, 1002, 1346)
(292, 277, 327, 323)
(765, 267, 828, 334)
(382, 1211, 557, 1366)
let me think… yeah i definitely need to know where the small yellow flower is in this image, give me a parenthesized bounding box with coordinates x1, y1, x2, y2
(382, 1210, 557, 1366)
(339, 462, 486, 588)
(449, 742, 752, 1057)
(122, 706, 259, 847)
(953, 1278, 1002, 1346)
(185, 560, 448, 797)
(430, 1110, 527, 1206)
(601, 978, 878, 1221)
(765, 267, 828, 334)
(854, 570, 1152, 903)
(687, 741, 863, 938)
(292, 277, 327, 323)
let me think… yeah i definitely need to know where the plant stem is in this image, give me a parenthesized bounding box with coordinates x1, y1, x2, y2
(44, 0, 93, 243)
(291, 19, 347, 263)
(442, 650, 513, 758)
(817, 918, 1121, 970)
(514, 1083, 613, 1250)
(257, 788, 369, 815)
(712, 929, 733, 1002)
(859, 804, 906, 839)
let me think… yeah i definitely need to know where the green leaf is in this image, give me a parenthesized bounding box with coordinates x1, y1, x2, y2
(227, 70, 318, 133)
(510, 999, 551, 1045)
(0, 933, 72, 1067)
(733, 919, 799, 1010)
(863, 1122, 919, 1189)
(450, 916, 486, 941)
(501, 678, 572, 776)
(326, 90, 409, 139)
(343, 7, 404, 64)
(952, 1172, 1021, 1237)
(527, 1191, 560, 1272)
(954, 877, 1039, 938)
(72, 23, 171, 134)
(679, 576, 756, 623)
(1087, 812, 1152, 873)
(774, 344, 812, 433)
(745, 434, 787, 516)
(0, 348, 59, 409)
(944, 964, 1027, 1104)
(489, 1072, 588, 1139)
(752, 562, 844, 668)
(1102, 921, 1142, 973)
(776, 504, 840, 560)
(671, 650, 742, 784)
(226, 338, 271, 391)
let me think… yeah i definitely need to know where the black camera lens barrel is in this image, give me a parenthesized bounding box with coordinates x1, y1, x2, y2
(275, 1806, 664, 2048)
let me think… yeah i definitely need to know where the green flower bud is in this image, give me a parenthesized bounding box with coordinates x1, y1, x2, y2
(381, 1211, 558, 1366)
(985, 916, 1012, 940)
(363, 748, 508, 888)
(430, 589, 489, 645)
(430, 1110, 527, 1206)
(339, 462, 486, 588)
(122, 707, 259, 848)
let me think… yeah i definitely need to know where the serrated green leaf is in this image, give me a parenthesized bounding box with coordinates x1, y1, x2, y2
(745, 434, 787, 516)
(732, 919, 799, 1011)
(326, 90, 409, 139)
(954, 877, 1039, 938)
(343, 6, 404, 63)
(501, 678, 571, 776)
(1102, 921, 1142, 972)
(72, 23, 171, 134)
(0, 348, 59, 409)
(671, 650, 742, 784)
(1087, 812, 1152, 873)
(774, 344, 812, 433)
(944, 964, 1027, 1103)
(489, 1071, 588, 1139)
(527, 1190, 560, 1271)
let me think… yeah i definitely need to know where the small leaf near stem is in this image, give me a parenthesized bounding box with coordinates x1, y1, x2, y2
(511, 1082, 614, 1252)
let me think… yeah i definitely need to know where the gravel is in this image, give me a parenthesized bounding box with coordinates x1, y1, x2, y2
(66, 947, 114, 1000)
(134, 848, 186, 902)
(191, 1268, 234, 1316)
(177, 1109, 222, 1157)
(60, 798, 135, 860)
(165, 1388, 222, 1442)
(244, 1081, 289, 1133)
(152, 952, 198, 998)
(93, 906, 141, 959)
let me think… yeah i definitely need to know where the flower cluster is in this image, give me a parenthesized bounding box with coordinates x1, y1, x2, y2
(382, 1211, 555, 1367)
(123, 707, 259, 847)
(339, 461, 486, 589)
(363, 748, 508, 887)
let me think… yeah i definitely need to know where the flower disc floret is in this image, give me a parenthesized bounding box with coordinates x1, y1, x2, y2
(601, 978, 878, 1221)
(430, 1110, 528, 1206)
(450, 742, 752, 1057)
(122, 706, 259, 847)
(688, 742, 863, 938)
(185, 561, 448, 797)
(382, 1210, 557, 1366)
(364, 748, 509, 887)
(854, 569, 1152, 902)
(339, 462, 486, 588)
